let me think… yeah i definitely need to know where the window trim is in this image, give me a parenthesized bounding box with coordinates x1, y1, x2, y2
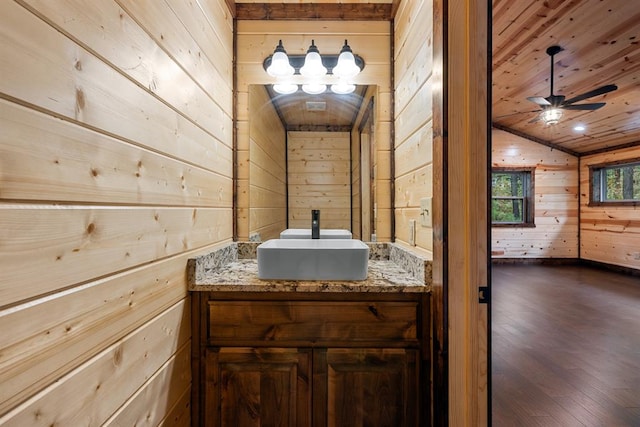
(491, 167, 536, 228)
(589, 157, 640, 207)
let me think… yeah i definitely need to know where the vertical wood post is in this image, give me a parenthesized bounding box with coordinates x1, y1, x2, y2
(435, 0, 491, 425)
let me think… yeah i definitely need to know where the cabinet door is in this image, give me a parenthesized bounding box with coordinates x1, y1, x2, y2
(205, 348, 312, 427)
(314, 348, 420, 427)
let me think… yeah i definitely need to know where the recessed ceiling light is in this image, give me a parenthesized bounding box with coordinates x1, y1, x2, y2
(573, 124, 586, 132)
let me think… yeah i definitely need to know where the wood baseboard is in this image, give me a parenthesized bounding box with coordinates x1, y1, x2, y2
(579, 259, 640, 277)
(491, 258, 579, 265)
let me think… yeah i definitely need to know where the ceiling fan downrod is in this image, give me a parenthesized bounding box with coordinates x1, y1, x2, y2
(547, 45, 563, 99)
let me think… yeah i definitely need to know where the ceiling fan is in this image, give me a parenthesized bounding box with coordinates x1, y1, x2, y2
(527, 45, 618, 124)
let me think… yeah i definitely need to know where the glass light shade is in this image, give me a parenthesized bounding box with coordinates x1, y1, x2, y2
(302, 82, 327, 94)
(300, 40, 327, 78)
(330, 81, 356, 94)
(332, 40, 361, 78)
(273, 83, 298, 94)
(541, 108, 563, 125)
(266, 40, 294, 77)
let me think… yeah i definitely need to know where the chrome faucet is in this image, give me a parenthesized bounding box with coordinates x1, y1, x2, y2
(311, 209, 320, 239)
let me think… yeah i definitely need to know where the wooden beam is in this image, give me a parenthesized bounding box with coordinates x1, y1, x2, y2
(390, 0, 402, 19)
(235, 3, 393, 20)
(492, 122, 580, 157)
(224, 0, 236, 18)
(580, 140, 640, 157)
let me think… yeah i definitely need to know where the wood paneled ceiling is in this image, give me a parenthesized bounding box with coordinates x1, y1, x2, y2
(493, 0, 640, 156)
(233, 0, 640, 156)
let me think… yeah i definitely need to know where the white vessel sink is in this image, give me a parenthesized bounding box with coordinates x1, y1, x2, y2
(257, 239, 369, 280)
(279, 228, 352, 239)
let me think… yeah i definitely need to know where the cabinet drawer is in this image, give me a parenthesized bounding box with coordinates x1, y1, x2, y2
(208, 301, 418, 345)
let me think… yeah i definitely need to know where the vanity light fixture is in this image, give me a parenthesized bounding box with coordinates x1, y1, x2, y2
(541, 108, 562, 125)
(273, 83, 298, 95)
(301, 83, 327, 95)
(330, 81, 356, 94)
(266, 40, 295, 78)
(300, 40, 327, 78)
(263, 39, 364, 95)
(332, 40, 361, 79)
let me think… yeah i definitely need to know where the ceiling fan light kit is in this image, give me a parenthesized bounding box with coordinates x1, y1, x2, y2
(540, 108, 563, 126)
(526, 45, 618, 125)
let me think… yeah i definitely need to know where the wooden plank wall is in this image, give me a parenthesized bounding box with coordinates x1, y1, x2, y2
(580, 146, 640, 270)
(0, 0, 233, 423)
(394, 0, 434, 253)
(248, 85, 287, 241)
(236, 20, 391, 241)
(287, 131, 351, 229)
(492, 129, 579, 259)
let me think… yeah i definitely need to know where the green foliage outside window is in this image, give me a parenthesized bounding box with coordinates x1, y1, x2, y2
(491, 171, 533, 225)
(492, 199, 524, 222)
(592, 161, 640, 203)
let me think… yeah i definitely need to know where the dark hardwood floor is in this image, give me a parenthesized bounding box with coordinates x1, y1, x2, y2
(492, 264, 640, 426)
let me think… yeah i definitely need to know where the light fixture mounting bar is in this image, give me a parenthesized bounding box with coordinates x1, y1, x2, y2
(263, 54, 365, 75)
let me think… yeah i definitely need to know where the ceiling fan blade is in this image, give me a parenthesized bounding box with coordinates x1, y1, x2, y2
(527, 96, 551, 106)
(494, 110, 541, 119)
(562, 84, 618, 105)
(528, 114, 542, 124)
(562, 102, 606, 111)
(547, 95, 565, 106)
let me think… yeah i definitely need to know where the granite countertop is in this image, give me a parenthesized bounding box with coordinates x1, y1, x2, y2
(188, 242, 432, 293)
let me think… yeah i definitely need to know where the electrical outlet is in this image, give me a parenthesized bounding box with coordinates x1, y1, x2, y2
(409, 219, 416, 246)
(420, 197, 432, 227)
(633, 252, 640, 261)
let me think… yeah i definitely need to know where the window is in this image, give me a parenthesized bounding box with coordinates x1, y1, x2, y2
(491, 169, 535, 226)
(591, 159, 640, 205)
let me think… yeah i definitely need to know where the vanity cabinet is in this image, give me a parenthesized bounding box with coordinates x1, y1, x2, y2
(191, 292, 430, 427)
(204, 347, 312, 426)
(314, 347, 420, 426)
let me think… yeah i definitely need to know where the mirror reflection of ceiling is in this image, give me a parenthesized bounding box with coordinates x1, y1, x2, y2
(265, 85, 368, 131)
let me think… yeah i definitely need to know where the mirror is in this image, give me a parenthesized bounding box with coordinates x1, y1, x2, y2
(247, 84, 378, 242)
(359, 98, 376, 241)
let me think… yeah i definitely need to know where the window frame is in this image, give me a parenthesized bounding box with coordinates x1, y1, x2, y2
(491, 167, 536, 227)
(589, 157, 640, 207)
